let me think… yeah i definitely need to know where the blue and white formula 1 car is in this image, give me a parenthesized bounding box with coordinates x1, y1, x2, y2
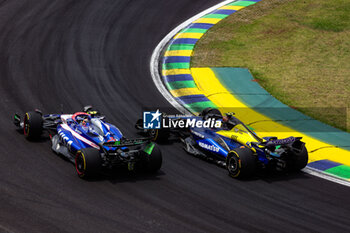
(14, 106, 162, 179)
(136, 108, 308, 179)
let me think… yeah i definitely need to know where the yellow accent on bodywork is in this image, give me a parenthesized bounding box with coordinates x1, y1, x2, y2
(217, 129, 259, 149)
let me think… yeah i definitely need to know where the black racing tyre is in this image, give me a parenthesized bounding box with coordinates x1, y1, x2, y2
(199, 107, 222, 120)
(75, 148, 102, 179)
(23, 111, 43, 140)
(148, 129, 170, 143)
(290, 144, 308, 171)
(135, 119, 143, 129)
(226, 147, 256, 178)
(145, 144, 162, 173)
(135, 119, 170, 143)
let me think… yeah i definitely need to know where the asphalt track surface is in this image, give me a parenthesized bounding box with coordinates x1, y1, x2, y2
(0, 1, 349, 232)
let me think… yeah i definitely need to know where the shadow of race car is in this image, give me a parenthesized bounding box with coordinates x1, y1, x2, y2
(136, 107, 308, 179)
(14, 106, 162, 179)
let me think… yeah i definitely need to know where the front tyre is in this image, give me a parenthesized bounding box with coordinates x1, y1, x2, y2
(144, 143, 162, 173)
(226, 148, 256, 178)
(75, 148, 102, 179)
(23, 111, 43, 140)
(135, 119, 170, 143)
(148, 129, 170, 143)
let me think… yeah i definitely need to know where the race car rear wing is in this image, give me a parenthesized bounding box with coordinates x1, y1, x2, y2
(252, 136, 303, 148)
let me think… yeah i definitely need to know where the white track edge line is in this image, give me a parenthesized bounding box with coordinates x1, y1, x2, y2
(303, 167, 350, 187)
(150, 0, 350, 187)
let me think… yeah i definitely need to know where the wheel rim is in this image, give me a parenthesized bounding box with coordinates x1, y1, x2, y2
(75, 153, 85, 176)
(228, 156, 238, 173)
(149, 129, 158, 140)
(23, 114, 29, 136)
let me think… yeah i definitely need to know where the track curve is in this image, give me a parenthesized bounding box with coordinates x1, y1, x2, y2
(0, 1, 349, 232)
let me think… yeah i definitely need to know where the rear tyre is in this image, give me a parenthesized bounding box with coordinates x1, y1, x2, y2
(23, 111, 43, 140)
(199, 107, 222, 120)
(290, 144, 308, 171)
(226, 147, 256, 178)
(75, 148, 102, 179)
(145, 144, 162, 173)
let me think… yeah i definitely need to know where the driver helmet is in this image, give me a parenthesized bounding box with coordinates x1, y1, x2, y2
(82, 118, 89, 127)
(222, 114, 236, 130)
(222, 115, 229, 123)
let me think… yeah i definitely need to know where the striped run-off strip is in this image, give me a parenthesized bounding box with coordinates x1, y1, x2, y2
(308, 160, 350, 180)
(162, 0, 261, 114)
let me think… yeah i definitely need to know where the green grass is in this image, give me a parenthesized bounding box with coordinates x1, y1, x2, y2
(192, 0, 350, 132)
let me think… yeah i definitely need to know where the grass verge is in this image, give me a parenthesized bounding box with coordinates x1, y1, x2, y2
(192, 0, 350, 132)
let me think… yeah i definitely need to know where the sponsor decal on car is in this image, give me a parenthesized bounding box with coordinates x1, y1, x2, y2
(60, 124, 100, 149)
(191, 130, 205, 138)
(198, 141, 220, 152)
(268, 137, 295, 145)
(58, 130, 73, 151)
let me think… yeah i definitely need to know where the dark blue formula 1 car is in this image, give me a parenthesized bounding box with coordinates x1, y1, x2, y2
(136, 108, 308, 178)
(14, 106, 162, 179)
